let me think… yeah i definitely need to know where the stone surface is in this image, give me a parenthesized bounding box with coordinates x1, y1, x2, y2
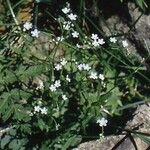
(98, 1, 150, 67)
(76, 103, 150, 150)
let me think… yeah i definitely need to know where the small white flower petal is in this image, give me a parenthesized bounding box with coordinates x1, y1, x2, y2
(23, 22, 32, 31)
(68, 13, 77, 21)
(72, 31, 79, 38)
(97, 117, 108, 127)
(110, 37, 117, 43)
(31, 29, 40, 38)
(122, 40, 128, 47)
(49, 84, 56, 92)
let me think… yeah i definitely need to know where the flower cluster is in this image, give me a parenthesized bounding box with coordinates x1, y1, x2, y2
(54, 58, 67, 71)
(96, 117, 108, 127)
(23, 22, 40, 38)
(77, 63, 91, 71)
(34, 105, 48, 115)
(49, 80, 61, 92)
(60, 2, 80, 41)
(91, 34, 105, 47)
(89, 71, 105, 81)
(62, 3, 77, 21)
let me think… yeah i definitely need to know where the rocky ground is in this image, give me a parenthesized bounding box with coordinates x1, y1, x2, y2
(76, 103, 150, 150)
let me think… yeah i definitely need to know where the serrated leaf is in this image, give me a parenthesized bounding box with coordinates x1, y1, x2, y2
(18, 64, 46, 79)
(2, 106, 14, 121)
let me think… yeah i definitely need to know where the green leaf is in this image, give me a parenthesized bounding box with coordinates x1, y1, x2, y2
(1, 135, 11, 149)
(8, 139, 21, 150)
(2, 106, 14, 121)
(105, 87, 122, 114)
(63, 135, 82, 149)
(18, 64, 46, 79)
(38, 119, 46, 131)
(135, 0, 146, 9)
(13, 104, 31, 122)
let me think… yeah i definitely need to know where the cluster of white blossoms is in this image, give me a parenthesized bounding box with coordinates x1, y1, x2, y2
(54, 58, 67, 71)
(89, 71, 105, 81)
(34, 105, 48, 115)
(49, 80, 61, 92)
(91, 34, 105, 47)
(23, 22, 40, 38)
(61, 2, 80, 40)
(62, 3, 77, 21)
(109, 36, 129, 49)
(96, 117, 108, 127)
(77, 63, 91, 71)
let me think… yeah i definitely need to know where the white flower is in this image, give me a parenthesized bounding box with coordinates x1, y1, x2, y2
(72, 31, 79, 38)
(23, 22, 32, 31)
(60, 58, 67, 66)
(89, 71, 98, 79)
(66, 75, 71, 82)
(62, 94, 67, 101)
(68, 13, 77, 21)
(63, 21, 71, 30)
(92, 40, 100, 47)
(122, 40, 128, 47)
(31, 29, 40, 38)
(40, 107, 48, 115)
(97, 117, 108, 127)
(98, 38, 105, 45)
(62, 7, 70, 14)
(54, 63, 62, 71)
(49, 84, 56, 92)
(77, 64, 84, 71)
(110, 37, 117, 43)
(63, 23, 70, 30)
(54, 80, 61, 88)
(83, 64, 91, 71)
(99, 74, 105, 81)
(91, 34, 98, 40)
(76, 43, 82, 48)
(34, 106, 41, 113)
(78, 63, 91, 71)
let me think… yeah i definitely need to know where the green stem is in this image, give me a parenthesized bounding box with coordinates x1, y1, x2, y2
(6, 0, 20, 29)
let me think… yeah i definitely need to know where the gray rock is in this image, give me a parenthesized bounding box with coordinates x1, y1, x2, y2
(77, 102, 150, 150)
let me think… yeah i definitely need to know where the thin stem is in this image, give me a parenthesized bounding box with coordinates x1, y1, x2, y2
(6, 0, 20, 29)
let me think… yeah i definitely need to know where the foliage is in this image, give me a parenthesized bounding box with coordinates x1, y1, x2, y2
(0, 0, 149, 149)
